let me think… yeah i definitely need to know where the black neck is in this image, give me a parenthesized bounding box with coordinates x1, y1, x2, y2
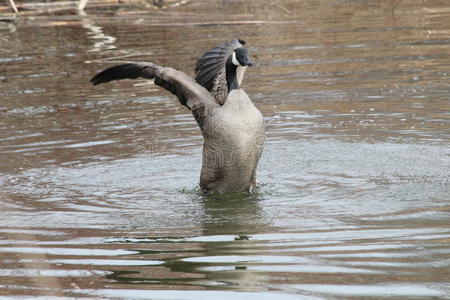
(226, 56, 239, 93)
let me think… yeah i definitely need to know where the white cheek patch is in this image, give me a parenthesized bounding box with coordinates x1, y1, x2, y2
(232, 52, 241, 66)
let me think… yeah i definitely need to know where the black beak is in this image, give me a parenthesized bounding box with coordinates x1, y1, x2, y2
(242, 58, 253, 67)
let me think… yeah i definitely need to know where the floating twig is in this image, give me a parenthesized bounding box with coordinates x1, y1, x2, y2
(6, 0, 18, 13)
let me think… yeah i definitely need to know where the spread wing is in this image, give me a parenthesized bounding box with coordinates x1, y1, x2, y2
(195, 39, 246, 105)
(90, 62, 219, 125)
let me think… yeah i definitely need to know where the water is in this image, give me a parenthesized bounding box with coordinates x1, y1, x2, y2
(1, 0, 450, 298)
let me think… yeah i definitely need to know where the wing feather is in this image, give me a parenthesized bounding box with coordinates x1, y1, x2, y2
(195, 39, 245, 105)
(90, 62, 219, 125)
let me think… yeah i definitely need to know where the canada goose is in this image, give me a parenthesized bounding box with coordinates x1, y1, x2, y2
(90, 39, 265, 193)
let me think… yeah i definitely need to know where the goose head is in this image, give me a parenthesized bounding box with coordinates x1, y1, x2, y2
(226, 47, 253, 92)
(231, 47, 253, 67)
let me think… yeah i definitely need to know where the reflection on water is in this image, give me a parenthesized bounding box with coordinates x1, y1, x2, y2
(81, 12, 117, 53)
(1, 0, 450, 299)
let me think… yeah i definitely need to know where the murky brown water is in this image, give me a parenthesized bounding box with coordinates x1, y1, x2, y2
(1, 0, 450, 299)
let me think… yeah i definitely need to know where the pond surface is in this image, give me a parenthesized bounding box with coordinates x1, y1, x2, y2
(1, 0, 450, 299)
